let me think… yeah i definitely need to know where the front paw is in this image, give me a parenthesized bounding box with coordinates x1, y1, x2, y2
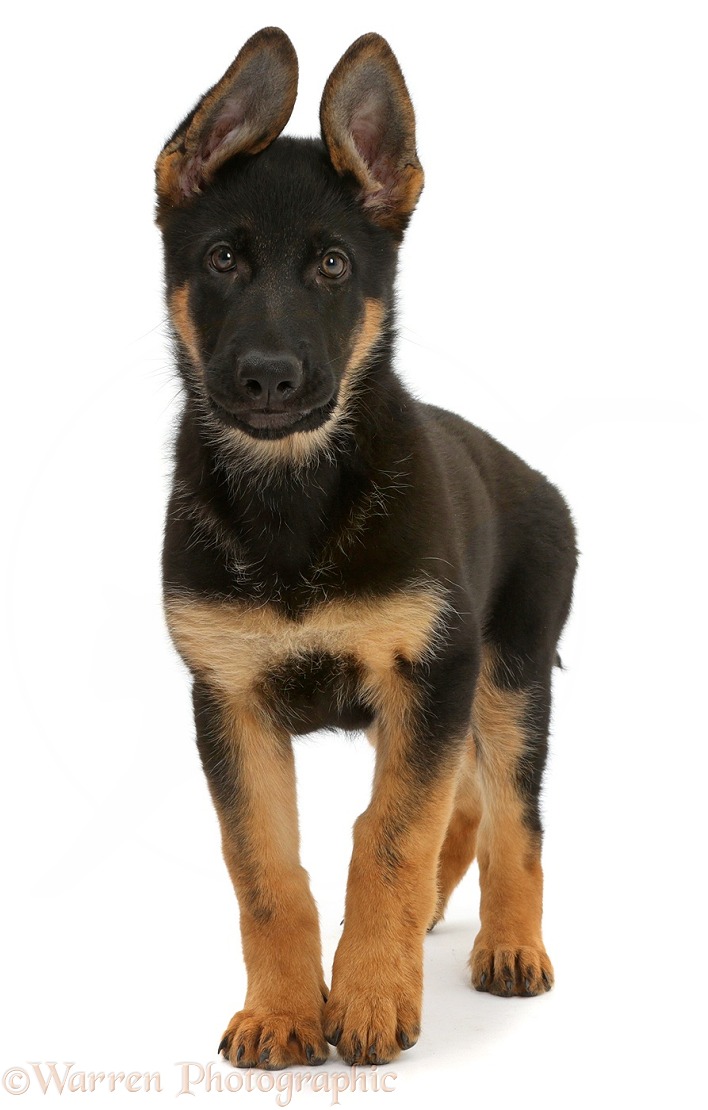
(323, 988, 420, 1065)
(470, 939, 554, 997)
(219, 1008, 330, 1070)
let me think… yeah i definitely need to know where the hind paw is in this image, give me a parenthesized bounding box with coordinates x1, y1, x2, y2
(470, 942, 553, 997)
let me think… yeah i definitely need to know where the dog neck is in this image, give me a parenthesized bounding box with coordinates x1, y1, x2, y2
(168, 352, 418, 602)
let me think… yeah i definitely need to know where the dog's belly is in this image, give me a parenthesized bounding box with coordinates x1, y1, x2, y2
(263, 650, 374, 734)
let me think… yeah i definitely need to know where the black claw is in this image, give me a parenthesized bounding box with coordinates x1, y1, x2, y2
(218, 1036, 229, 1056)
(326, 1026, 342, 1047)
(305, 1045, 327, 1066)
(480, 972, 487, 988)
(542, 971, 551, 990)
(368, 1044, 377, 1063)
(259, 1048, 271, 1065)
(524, 978, 532, 993)
(399, 1031, 411, 1050)
(351, 1035, 362, 1061)
(505, 978, 513, 993)
(236, 1045, 245, 1063)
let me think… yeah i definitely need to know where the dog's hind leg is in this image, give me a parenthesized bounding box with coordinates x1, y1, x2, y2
(468, 646, 556, 996)
(467, 478, 575, 996)
(428, 732, 482, 930)
(368, 724, 481, 932)
(366, 722, 481, 932)
(192, 682, 330, 1069)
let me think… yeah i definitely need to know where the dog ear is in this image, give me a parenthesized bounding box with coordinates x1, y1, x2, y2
(320, 34, 424, 235)
(156, 27, 298, 208)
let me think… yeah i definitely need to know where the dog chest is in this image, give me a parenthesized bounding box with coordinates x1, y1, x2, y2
(164, 587, 446, 711)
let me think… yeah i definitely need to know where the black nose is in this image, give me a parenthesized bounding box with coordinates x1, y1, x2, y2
(236, 352, 304, 407)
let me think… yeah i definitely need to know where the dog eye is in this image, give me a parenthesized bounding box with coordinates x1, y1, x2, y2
(209, 244, 237, 273)
(319, 250, 349, 280)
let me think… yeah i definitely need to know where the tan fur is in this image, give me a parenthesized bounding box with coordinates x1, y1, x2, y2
(417, 649, 552, 995)
(339, 298, 386, 408)
(470, 649, 552, 995)
(430, 732, 482, 928)
(165, 577, 446, 699)
(324, 713, 463, 1064)
(170, 285, 202, 370)
(472, 648, 529, 814)
(155, 145, 186, 210)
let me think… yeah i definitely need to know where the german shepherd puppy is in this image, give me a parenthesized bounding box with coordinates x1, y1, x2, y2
(155, 27, 577, 1069)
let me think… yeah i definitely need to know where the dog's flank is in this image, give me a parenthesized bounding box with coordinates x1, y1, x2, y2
(156, 27, 577, 1069)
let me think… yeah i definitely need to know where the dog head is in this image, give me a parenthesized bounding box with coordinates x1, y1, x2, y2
(155, 28, 424, 462)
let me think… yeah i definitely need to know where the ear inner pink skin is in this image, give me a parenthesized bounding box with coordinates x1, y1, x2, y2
(319, 34, 424, 234)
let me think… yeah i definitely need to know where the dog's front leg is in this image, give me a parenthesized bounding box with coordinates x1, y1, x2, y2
(324, 654, 474, 1065)
(192, 682, 329, 1069)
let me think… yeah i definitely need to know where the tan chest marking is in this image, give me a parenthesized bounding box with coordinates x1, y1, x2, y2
(165, 585, 446, 699)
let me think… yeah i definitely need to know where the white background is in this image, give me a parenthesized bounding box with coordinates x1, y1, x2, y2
(1, 1, 706, 1106)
